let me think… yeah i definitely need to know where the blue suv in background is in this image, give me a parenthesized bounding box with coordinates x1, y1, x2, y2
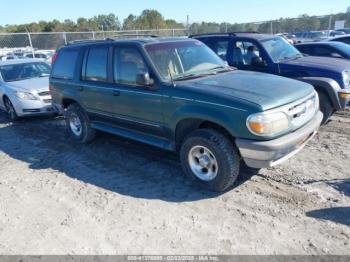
(192, 32, 350, 124)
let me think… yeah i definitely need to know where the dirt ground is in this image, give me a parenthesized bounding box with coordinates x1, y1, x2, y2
(0, 111, 349, 255)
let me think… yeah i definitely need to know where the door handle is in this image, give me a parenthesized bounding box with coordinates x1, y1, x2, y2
(112, 90, 120, 96)
(77, 86, 84, 91)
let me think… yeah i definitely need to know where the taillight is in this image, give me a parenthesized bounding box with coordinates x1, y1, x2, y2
(51, 52, 58, 65)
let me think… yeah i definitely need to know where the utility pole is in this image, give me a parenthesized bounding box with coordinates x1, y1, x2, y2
(270, 21, 273, 34)
(25, 27, 35, 57)
(186, 15, 190, 35)
(328, 15, 332, 31)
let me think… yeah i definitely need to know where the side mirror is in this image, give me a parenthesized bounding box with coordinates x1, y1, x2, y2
(136, 72, 155, 87)
(252, 57, 267, 67)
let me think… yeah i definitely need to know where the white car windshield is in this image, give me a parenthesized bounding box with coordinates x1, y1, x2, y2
(145, 40, 227, 81)
(0, 62, 51, 82)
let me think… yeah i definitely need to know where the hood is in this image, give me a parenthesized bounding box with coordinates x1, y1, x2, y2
(6, 76, 49, 92)
(184, 71, 314, 111)
(280, 56, 350, 73)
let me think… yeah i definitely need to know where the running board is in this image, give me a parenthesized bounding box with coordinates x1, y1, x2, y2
(91, 122, 175, 151)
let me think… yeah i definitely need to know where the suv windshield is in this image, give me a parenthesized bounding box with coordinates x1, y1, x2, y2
(145, 40, 227, 81)
(0, 62, 50, 82)
(261, 37, 302, 62)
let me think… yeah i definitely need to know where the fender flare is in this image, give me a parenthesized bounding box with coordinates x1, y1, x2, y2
(297, 77, 342, 110)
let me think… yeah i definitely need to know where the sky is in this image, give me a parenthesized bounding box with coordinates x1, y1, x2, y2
(0, 0, 348, 26)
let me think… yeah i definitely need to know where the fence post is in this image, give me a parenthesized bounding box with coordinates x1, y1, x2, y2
(27, 32, 35, 57)
(172, 29, 175, 37)
(92, 31, 95, 40)
(63, 32, 67, 45)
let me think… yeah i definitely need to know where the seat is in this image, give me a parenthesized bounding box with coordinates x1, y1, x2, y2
(233, 47, 244, 66)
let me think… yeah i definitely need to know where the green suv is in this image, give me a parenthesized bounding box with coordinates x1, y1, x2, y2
(50, 37, 323, 192)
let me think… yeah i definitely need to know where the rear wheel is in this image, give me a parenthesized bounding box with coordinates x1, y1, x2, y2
(65, 103, 96, 143)
(318, 91, 333, 125)
(180, 129, 240, 192)
(4, 97, 18, 121)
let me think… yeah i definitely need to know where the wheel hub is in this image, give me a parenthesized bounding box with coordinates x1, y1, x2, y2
(188, 145, 218, 182)
(69, 114, 82, 136)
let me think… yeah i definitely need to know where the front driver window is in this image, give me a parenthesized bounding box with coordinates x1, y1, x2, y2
(114, 47, 148, 85)
(233, 41, 262, 66)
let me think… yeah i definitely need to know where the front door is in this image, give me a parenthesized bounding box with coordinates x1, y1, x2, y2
(231, 40, 269, 73)
(110, 46, 164, 138)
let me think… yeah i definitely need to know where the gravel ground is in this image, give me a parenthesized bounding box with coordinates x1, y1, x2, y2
(0, 111, 349, 255)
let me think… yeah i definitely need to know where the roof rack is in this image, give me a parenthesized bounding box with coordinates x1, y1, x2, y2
(108, 34, 159, 39)
(67, 39, 114, 45)
(190, 31, 260, 38)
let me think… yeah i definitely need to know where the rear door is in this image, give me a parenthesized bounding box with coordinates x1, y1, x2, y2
(79, 45, 117, 117)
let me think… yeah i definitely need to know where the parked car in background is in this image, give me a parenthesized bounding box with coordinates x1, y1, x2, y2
(0, 59, 57, 120)
(295, 31, 329, 43)
(275, 33, 295, 44)
(0, 55, 19, 61)
(328, 35, 350, 45)
(50, 37, 322, 192)
(295, 41, 350, 60)
(336, 28, 350, 35)
(329, 30, 345, 37)
(192, 32, 350, 124)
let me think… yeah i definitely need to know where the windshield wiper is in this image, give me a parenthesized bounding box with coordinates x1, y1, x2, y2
(173, 72, 217, 81)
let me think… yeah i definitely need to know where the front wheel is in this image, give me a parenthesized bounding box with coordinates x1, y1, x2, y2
(4, 97, 18, 121)
(180, 129, 241, 192)
(318, 91, 333, 125)
(65, 103, 96, 143)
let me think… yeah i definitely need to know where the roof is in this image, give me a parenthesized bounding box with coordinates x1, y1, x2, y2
(0, 58, 44, 66)
(296, 41, 347, 47)
(190, 32, 275, 40)
(65, 37, 192, 48)
(328, 34, 350, 41)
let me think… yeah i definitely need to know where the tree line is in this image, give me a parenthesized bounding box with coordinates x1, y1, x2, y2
(0, 9, 349, 34)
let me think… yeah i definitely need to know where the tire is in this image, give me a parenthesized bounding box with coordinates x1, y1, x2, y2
(180, 129, 240, 192)
(65, 103, 96, 143)
(318, 91, 333, 125)
(4, 97, 18, 121)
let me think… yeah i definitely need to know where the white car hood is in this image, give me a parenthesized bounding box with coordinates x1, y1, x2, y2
(6, 76, 49, 92)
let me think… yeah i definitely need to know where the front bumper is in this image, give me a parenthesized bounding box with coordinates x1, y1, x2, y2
(338, 88, 350, 109)
(236, 111, 323, 169)
(12, 97, 58, 117)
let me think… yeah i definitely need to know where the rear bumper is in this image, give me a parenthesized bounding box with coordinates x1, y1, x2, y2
(235, 111, 323, 169)
(338, 88, 350, 109)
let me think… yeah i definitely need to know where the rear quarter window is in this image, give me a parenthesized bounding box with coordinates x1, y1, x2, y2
(51, 49, 79, 80)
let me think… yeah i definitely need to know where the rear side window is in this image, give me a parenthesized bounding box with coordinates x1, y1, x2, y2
(51, 49, 79, 80)
(83, 47, 108, 82)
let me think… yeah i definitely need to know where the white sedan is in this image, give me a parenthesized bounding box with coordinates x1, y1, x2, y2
(0, 59, 57, 121)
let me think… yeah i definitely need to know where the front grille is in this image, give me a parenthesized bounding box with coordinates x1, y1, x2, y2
(38, 91, 50, 96)
(43, 99, 52, 104)
(287, 94, 317, 129)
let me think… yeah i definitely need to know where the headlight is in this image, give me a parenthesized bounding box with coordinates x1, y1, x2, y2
(342, 71, 350, 87)
(247, 112, 290, 137)
(15, 91, 38, 100)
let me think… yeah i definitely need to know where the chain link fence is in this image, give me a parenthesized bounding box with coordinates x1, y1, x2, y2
(0, 29, 188, 57)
